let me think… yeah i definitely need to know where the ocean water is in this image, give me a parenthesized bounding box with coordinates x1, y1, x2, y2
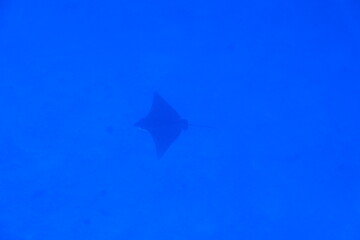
(0, 0, 359, 239)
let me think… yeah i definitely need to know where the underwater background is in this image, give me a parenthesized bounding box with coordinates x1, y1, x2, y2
(0, 0, 359, 239)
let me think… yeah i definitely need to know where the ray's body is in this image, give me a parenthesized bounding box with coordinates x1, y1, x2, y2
(135, 92, 188, 158)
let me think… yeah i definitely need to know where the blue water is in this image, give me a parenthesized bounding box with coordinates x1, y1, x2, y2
(0, 0, 359, 239)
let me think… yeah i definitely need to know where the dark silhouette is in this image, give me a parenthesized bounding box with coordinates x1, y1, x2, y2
(135, 92, 188, 158)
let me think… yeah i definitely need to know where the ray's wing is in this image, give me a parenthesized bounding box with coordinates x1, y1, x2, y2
(146, 92, 181, 123)
(149, 124, 182, 158)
